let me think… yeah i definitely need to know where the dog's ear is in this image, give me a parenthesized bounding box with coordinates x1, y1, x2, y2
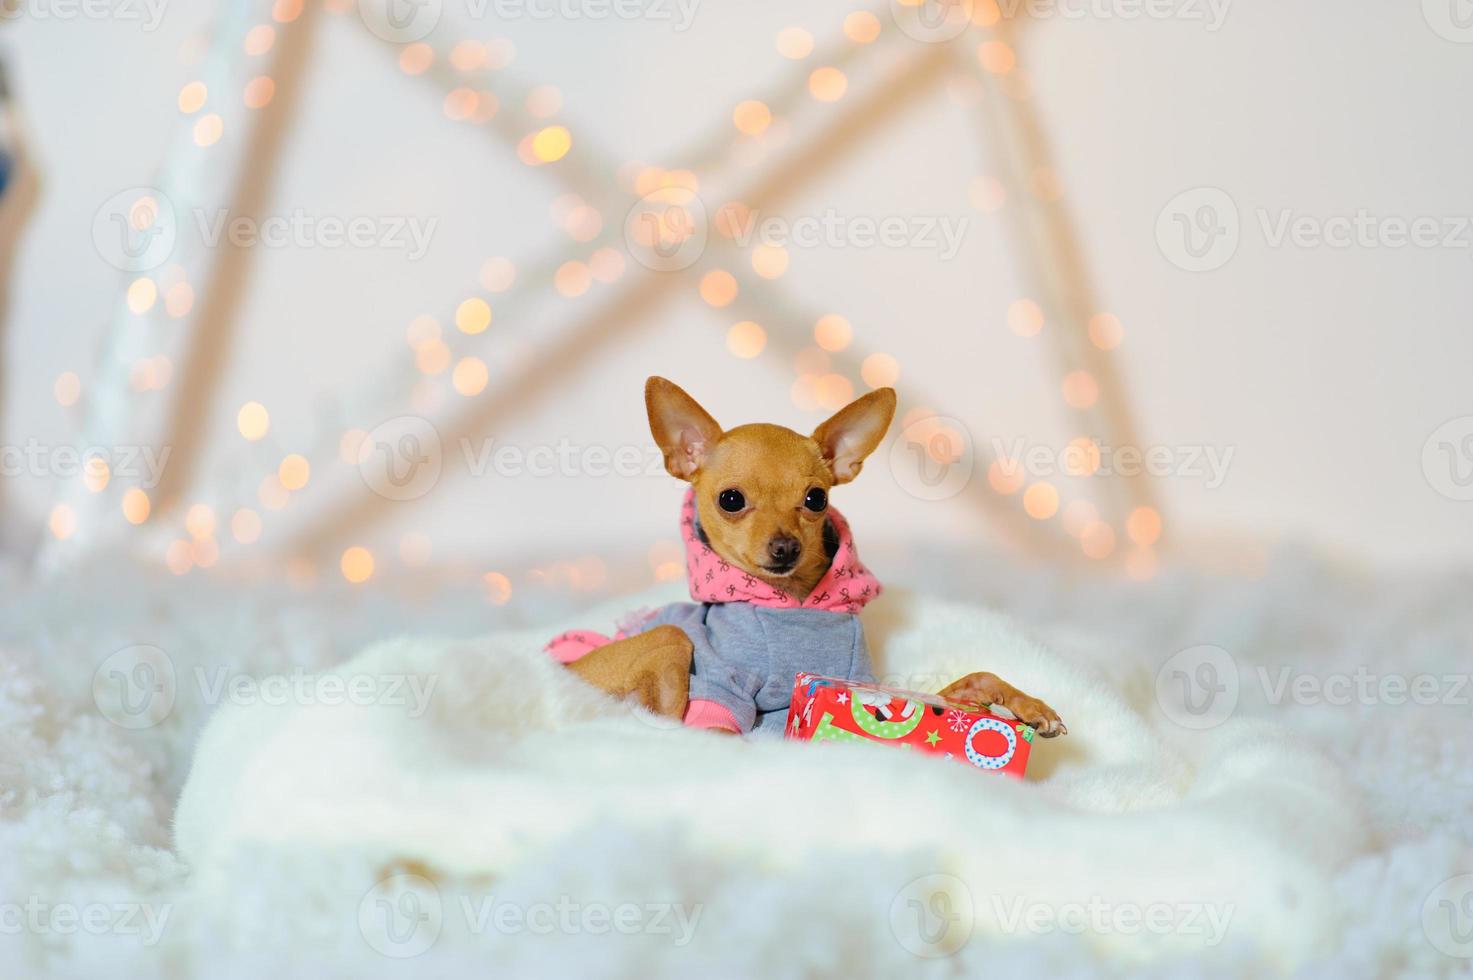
(812, 387, 896, 485)
(646, 377, 723, 480)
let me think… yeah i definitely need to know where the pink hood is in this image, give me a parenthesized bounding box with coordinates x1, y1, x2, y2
(680, 488, 881, 614)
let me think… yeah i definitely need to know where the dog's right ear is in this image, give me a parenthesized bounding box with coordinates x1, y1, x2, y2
(646, 377, 723, 480)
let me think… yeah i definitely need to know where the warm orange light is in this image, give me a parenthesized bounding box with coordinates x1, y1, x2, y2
(699, 269, 739, 307)
(340, 546, 374, 584)
(589, 248, 624, 283)
(232, 508, 262, 544)
(165, 282, 195, 318)
(751, 244, 789, 279)
(399, 43, 433, 75)
(237, 401, 270, 441)
(814, 374, 855, 411)
(482, 571, 512, 605)
(127, 278, 158, 314)
(1062, 371, 1100, 409)
(1127, 506, 1163, 547)
(1062, 437, 1101, 476)
(532, 125, 572, 163)
(278, 454, 311, 491)
(49, 504, 76, 540)
(455, 297, 492, 334)
(178, 81, 207, 114)
(861, 353, 900, 389)
(1007, 299, 1043, 336)
(808, 67, 848, 102)
(122, 488, 151, 525)
(244, 76, 276, 109)
(978, 41, 1016, 75)
(1088, 312, 1124, 350)
(727, 321, 767, 359)
(776, 26, 814, 59)
(244, 25, 275, 56)
(554, 261, 592, 297)
(452, 356, 489, 396)
(406, 314, 441, 348)
(54, 372, 81, 407)
(83, 458, 110, 493)
(814, 314, 852, 352)
(1022, 482, 1059, 519)
(185, 503, 216, 540)
(844, 10, 881, 43)
(193, 113, 224, 147)
(732, 100, 772, 136)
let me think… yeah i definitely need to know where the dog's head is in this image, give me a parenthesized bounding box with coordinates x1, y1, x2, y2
(645, 376, 896, 594)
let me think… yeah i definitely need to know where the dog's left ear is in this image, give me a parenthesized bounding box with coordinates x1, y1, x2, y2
(812, 388, 896, 484)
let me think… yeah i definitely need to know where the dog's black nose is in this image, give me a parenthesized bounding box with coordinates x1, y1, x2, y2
(767, 535, 800, 567)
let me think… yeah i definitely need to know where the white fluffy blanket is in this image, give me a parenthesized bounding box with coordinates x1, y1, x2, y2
(5, 564, 1471, 977)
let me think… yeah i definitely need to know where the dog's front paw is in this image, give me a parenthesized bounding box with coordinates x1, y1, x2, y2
(939, 672, 1068, 738)
(1013, 698, 1067, 738)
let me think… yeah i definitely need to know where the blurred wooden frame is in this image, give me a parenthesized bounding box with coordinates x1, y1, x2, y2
(42, 3, 1157, 574)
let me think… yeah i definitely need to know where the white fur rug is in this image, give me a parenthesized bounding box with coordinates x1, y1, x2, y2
(3, 554, 1471, 977)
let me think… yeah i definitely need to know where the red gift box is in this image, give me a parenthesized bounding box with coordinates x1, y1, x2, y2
(785, 674, 1036, 778)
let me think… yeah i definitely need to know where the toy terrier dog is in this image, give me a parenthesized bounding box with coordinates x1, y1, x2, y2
(546, 377, 1066, 738)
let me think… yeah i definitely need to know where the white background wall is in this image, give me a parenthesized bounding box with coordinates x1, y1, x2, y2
(2, 1, 1470, 575)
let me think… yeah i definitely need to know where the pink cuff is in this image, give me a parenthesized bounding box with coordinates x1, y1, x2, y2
(682, 698, 742, 732)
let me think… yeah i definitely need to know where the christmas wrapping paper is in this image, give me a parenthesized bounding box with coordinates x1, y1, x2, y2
(785, 674, 1035, 778)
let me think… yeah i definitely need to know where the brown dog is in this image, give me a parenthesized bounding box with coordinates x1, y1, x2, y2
(565, 377, 1066, 737)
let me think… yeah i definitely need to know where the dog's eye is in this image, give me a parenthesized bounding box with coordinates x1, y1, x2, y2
(718, 489, 746, 513)
(804, 487, 828, 512)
